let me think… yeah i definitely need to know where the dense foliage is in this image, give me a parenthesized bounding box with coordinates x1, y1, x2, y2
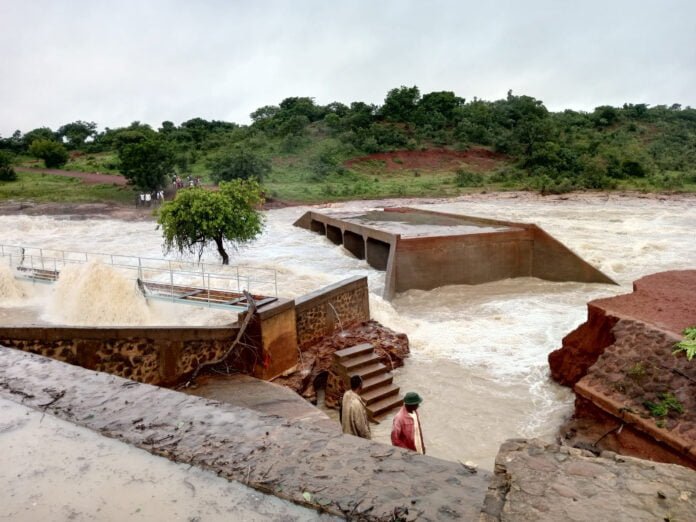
(2, 86, 696, 196)
(208, 148, 271, 183)
(673, 326, 696, 361)
(157, 179, 264, 264)
(0, 151, 17, 181)
(115, 131, 174, 191)
(28, 139, 69, 168)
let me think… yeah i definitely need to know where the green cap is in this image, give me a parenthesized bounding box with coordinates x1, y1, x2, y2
(403, 392, 423, 406)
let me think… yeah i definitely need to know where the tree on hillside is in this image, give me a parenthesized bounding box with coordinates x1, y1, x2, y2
(28, 139, 69, 168)
(22, 127, 57, 150)
(157, 179, 264, 265)
(207, 148, 271, 183)
(0, 151, 17, 181)
(416, 91, 464, 128)
(116, 134, 174, 191)
(57, 120, 97, 148)
(380, 85, 421, 122)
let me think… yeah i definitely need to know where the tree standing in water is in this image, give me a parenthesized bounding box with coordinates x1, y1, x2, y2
(157, 179, 264, 264)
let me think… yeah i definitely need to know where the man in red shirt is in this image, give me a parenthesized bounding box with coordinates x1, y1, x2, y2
(391, 392, 425, 454)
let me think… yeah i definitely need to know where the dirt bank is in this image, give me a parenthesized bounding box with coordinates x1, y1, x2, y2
(549, 270, 696, 469)
(345, 146, 509, 172)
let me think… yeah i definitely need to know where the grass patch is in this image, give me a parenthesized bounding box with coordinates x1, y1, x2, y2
(643, 392, 684, 418)
(0, 172, 135, 204)
(65, 151, 120, 173)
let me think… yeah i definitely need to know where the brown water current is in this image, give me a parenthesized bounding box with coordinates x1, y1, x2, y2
(1, 193, 695, 474)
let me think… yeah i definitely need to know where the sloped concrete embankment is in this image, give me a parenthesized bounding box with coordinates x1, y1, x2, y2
(548, 270, 696, 469)
(0, 347, 489, 521)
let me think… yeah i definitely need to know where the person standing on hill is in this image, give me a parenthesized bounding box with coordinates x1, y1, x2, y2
(341, 375, 371, 439)
(391, 392, 425, 454)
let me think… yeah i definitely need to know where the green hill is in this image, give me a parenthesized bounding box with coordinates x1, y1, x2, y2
(3, 87, 696, 202)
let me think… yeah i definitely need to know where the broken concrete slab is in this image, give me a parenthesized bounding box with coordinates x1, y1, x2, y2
(480, 438, 696, 522)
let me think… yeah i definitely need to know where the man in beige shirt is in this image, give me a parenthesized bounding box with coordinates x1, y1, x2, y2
(341, 375, 371, 439)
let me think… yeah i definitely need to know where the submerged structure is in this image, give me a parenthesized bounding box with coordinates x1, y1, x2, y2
(295, 207, 616, 298)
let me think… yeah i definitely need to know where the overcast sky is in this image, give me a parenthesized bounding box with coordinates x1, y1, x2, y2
(1, 0, 695, 135)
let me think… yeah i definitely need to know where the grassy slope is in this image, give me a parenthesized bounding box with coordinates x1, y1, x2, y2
(0, 172, 134, 204)
(6, 120, 695, 204)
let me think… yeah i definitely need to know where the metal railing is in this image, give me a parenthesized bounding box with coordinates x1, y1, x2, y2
(0, 244, 278, 308)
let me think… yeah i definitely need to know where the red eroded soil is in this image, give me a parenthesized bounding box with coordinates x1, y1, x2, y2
(344, 147, 507, 172)
(549, 270, 696, 387)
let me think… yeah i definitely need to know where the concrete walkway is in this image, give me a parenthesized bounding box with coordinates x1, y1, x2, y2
(0, 347, 490, 520)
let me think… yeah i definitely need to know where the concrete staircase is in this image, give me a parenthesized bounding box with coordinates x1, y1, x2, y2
(333, 343, 402, 420)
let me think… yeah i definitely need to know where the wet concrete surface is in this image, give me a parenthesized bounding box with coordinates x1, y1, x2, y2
(328, 209, 513, 238)
(0, 347, 491, 520)
(183, 373, 338, 432)
(0, 397, 337, 522)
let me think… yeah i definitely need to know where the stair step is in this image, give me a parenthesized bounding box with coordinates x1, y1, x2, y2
(342, 352, 380, 371)
(334, 343, 373, 360)
(361, 384, 399, 405)
(349, 362, 387, 380)
(367, 394, 403, 418)
(361, 373, 393, 393)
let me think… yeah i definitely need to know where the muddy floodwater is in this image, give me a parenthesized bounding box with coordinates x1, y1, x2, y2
(1, 193, 696, 473)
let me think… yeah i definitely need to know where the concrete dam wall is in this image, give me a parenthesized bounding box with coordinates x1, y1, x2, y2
(294, 207, 616, 299)
(0, 276, 371, 386)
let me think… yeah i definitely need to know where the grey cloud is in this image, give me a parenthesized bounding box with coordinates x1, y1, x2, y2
(1, 0, 695, 135)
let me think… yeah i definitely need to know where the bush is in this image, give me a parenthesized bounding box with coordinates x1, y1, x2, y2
(0, 151, 17, 181)
(28, 139, 69, 168)
(309, 144, 348, 180)
(455, 168, 484, 187)
(208, 148, 271, 183)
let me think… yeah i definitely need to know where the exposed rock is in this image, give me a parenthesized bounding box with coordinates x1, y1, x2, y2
(480, 438, 696, 522)
(272, 320, 409, 404)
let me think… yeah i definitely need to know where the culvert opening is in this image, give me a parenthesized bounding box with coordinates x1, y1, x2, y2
(343, 231, 365, 259)
(366, 238, 390, 270)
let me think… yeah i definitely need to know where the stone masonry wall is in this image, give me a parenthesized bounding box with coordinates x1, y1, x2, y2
(0, 327, 242, 386)
(295, 276, 370, 349)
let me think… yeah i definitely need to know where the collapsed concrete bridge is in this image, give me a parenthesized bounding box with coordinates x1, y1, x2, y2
(294, 207, 616, 299)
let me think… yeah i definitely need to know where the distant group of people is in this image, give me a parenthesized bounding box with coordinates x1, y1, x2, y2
(174, 175, 201, 189)
(135, 190, 165, 207)
(341, 375, 425, 454)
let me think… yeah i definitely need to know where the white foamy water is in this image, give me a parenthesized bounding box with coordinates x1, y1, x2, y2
(0, 264, 25, 301)
(48, 260, 153, 326)
(1, 193, 695, 471)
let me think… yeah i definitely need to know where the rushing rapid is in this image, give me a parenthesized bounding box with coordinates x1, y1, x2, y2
(1, 193, 695, 469)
